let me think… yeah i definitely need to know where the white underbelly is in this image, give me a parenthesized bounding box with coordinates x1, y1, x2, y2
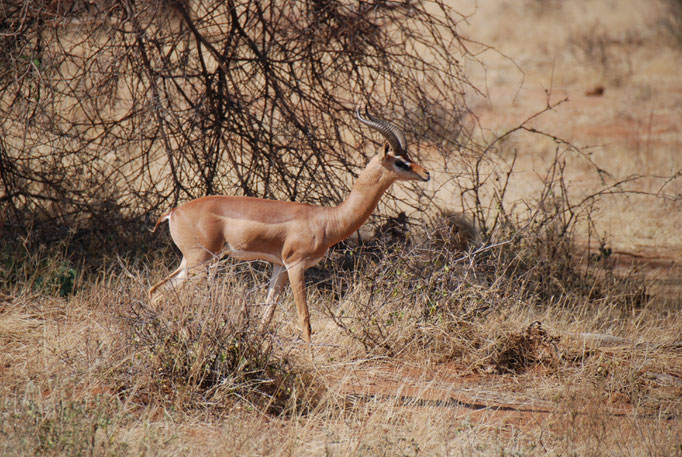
(223, 243, 326, 270)
(224, 246, 283, 265)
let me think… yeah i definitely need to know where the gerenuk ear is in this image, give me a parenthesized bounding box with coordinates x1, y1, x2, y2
(382, 142, 391, 158)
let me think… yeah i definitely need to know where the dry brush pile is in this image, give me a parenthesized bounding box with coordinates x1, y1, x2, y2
(0, 0, 473, 250)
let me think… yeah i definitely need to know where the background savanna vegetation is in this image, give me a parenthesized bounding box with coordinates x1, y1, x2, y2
(1, 0, 681, 455)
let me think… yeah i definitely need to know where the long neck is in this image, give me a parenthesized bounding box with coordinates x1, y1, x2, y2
(324, 155, 396, 246)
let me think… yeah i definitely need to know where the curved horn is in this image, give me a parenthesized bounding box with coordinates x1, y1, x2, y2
(356, 108, 408, 156)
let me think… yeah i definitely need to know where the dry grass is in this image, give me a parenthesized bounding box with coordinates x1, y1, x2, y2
(1, 219, 680, 455)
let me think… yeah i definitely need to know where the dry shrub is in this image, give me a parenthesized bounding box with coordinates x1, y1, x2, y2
(489, 212, 649, 313)
(114, 272, 323, 416)
(487, 321, 560, 374)
(317, 144, 652, 370)
(0, 396, 128, 457)
(319, 217, 647, 365)
(0, 0, 474, 247)
(662, 0, 682, 45)
(0, 238, 321, 417)
(568, 26, 636, 81)
(428, 211, 481, 254)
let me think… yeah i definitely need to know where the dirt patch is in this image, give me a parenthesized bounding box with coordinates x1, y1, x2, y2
(321, 356, 676, 434)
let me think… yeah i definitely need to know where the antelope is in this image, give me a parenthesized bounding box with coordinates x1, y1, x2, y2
(149, 110, 430, 342)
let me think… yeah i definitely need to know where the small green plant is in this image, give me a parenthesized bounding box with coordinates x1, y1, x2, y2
(0, 242, 78, 297)
(35, 264, 78, 297)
